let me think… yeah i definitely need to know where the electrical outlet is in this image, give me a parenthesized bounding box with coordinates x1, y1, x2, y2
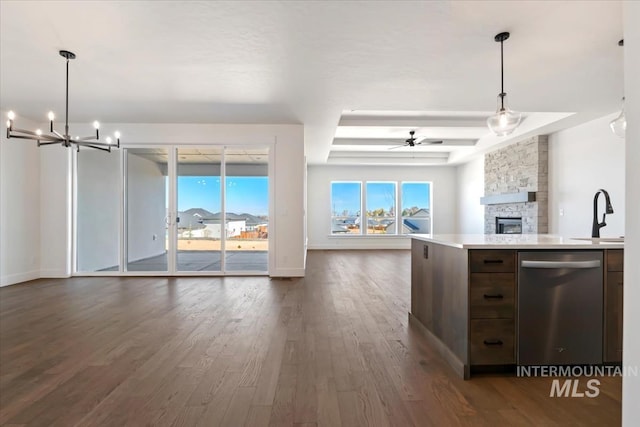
(559, 208, 564, 217)
(152, 234, 157, 241)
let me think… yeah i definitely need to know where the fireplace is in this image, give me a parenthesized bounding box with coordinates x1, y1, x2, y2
(483, 135, 548, 234)
(496, 217, 522, 234)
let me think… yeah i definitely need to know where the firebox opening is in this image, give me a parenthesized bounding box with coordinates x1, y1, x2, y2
(496, 217, 522, 234)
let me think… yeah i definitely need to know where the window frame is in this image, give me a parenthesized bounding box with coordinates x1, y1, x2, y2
(400, 181, 433, 235)
(329, 180, 432, 236)
(365, 181, 397, 236)
(330, 181, 363, 236)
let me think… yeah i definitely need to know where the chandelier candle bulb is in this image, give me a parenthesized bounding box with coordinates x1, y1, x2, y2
(48, 111, 55, 132)
(7, 112, 14, 133)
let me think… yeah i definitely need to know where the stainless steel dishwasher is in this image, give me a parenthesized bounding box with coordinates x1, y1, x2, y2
(518, 251, 603, 365)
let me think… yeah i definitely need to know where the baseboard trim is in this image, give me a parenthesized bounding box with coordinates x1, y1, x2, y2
(408, 312, 469, 379)
(0, 270, 40, 287)
(39, 269, 71, 279)
(308, 243, 411, 250)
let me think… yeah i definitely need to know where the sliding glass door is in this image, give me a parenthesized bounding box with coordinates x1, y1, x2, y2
(174, 147, 269, 273)
(176, 148, 222, 272)
(76, 145, 269, 275)
(224, 148, 269, 272)
(125, 148, 169, 272)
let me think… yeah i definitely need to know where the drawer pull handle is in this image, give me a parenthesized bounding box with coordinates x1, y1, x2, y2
(483, 259, 504, 264)
(483, 339, 503, 346)
(483, 294, 504, 299)
(618, 281, 624, 286)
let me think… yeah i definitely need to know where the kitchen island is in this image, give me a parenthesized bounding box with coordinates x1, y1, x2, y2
(409, 234, 624, 379)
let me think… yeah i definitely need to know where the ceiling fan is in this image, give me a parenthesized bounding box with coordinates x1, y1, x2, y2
(389, 130, 443, 149)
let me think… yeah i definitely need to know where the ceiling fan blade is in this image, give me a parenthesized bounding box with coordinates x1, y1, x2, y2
(416, 140, 444, 145)
(388, 144, 408, 150)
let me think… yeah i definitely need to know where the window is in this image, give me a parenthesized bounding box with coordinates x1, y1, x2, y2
(331, 182, 361, 235)
(366, 182, 396, 234)
(330, 180, 431, 236)
(401, 182, 431, 234)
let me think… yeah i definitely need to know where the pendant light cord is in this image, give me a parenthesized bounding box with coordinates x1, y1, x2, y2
(65, 56, 70, 144)
(500, 38, 505, 110)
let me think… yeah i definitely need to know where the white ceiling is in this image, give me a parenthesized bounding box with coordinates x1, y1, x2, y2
(0, 1, 624, 165)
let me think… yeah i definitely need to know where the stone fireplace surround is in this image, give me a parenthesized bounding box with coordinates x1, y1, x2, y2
(483, 135, 548, 234)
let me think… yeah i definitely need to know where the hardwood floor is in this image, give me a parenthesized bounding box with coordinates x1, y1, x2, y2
(0, 250, 621, 426)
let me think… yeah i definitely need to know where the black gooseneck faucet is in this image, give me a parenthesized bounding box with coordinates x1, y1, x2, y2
(592, 189, 614, 238)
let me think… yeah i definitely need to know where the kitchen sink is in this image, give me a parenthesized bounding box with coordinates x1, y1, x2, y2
(571, 237, 624, 243)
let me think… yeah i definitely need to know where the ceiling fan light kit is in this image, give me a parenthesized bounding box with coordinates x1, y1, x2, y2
(487, 31, 522, 137)
(5, 50, 121, 152)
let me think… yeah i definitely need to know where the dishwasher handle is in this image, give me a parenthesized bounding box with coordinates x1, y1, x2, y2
(521, 260, 601, 269)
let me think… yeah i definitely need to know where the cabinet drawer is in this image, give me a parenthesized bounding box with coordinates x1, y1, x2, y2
(607, 250, 624, 272)
(469, 250, 516, 273)
(469, 319, 515, 365)
(470, 273, 515, 319)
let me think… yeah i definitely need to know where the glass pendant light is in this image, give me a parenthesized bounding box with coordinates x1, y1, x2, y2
(487, 32, 522, 136)
(609, 40, 625, 138)
(609, 97, 626, 138)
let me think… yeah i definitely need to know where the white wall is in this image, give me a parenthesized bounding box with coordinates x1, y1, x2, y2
(77, 148, 121, 272)
(548, 114, 625, 238)
(623, 2, 640, 424)
(307, 165, 457, 249)
(455, 156, 484, 234)
(0, 113, 41, 286)
(127, 152, 167, 263)
(40, 147, 72, 278)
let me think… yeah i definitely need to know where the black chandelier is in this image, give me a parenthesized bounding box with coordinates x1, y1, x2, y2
(6, 50, 120, 152)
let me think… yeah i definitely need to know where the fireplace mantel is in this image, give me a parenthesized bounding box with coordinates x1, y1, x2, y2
(480, 192, 536, 205)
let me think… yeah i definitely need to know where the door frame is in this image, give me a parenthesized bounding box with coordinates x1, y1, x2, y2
(72, 142, 275, 277)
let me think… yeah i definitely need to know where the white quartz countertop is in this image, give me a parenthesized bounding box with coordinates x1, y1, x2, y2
(411, 234, 624, 249)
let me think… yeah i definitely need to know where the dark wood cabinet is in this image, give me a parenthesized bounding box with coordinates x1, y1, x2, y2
(605, 249, 624, 363)
(469, 273, 515, 319)
(469, 319, 516, 365)
(469, 250, 516, 273)
(410, 239, 623, 378)
(469, 250, 516, 365)
(410, 239, 432, 329)
(410, 240, 469, 378)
